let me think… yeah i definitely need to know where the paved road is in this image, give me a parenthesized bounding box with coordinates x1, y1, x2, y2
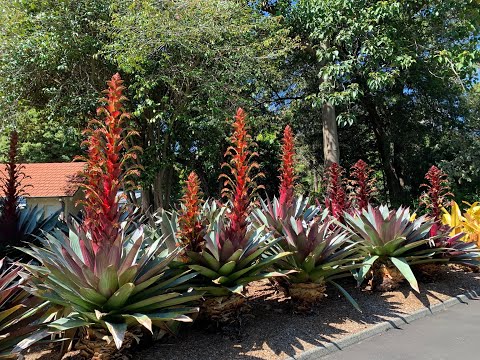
(322, 298, 480, 360)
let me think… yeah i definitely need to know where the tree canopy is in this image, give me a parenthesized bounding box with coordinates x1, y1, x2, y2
(0, 0, 479, 206)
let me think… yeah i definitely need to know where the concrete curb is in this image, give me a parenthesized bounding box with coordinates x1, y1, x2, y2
(287, 288, 480, 360)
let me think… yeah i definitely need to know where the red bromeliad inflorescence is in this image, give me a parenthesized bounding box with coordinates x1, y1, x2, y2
(420, 165, 453, 222)
(220, 108, 263, 248)
(324, 163, 349, 221)
(77, 73, 141, 255)
(278, 125, 295, 213)
(349, 159, 376, 211)
(178, 171, 204, 253)
(0, 131, 28, 232)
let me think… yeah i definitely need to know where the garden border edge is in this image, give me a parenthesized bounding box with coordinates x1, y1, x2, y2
(287, 287, 480, 360)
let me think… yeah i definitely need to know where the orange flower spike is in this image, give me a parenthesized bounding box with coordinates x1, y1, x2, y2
(178, 172, 204, 252)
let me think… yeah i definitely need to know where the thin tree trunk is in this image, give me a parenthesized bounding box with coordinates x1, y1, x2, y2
(322, 102, 340, 166)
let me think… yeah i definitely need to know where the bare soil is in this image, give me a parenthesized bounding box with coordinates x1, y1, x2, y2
(25, 268, 480, 360)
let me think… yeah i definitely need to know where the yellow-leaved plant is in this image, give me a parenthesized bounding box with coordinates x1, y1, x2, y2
(442, 201, 480, 247)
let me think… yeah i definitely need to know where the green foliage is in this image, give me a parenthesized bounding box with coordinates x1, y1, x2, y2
(279, 0, 480, 203)
(107, 0, 295, 206)
(21, 225, 202, 349)
(345, 205, 439, 291)
(0, 0, 114, 162)
(0, 259, 50, 359)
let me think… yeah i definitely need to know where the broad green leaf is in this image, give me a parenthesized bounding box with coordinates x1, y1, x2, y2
(105, 283, 135, 309)
(105, 322, 127, 350)
(390, 257, 419, 292)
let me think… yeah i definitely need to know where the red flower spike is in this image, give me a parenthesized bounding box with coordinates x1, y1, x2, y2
(0, 131, 29, 237)
(349, 159, 376, 211)
(324, 163, 349, 221)
(420, 165, 453, 222)
(220, 108, 263, 248)
(178, 172, 204, 254)
(76, 73, 142, 256)
(279, 125, 296, 212)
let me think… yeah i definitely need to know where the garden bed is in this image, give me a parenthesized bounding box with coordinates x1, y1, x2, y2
(25, 268, 479, 360)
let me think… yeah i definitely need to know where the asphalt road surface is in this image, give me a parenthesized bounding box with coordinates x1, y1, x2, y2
(322, 298, 480, 360)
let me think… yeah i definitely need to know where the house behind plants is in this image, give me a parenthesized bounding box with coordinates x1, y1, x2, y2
(0, 162, 85, 217)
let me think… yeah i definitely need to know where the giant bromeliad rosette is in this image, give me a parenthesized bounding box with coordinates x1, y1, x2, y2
(344, 204, 479, 292)
(20, 74, 202, 355)
(345, 205, 436, 292)
(273, 210, 362, 312)
(252, 127, 360, 311)
(160, 109, 291, 323)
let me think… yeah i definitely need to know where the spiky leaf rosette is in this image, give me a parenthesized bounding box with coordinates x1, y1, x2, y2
(251, 195, 320, 238)
(76, 73, 142, 254)
(345, 205, 444, 292)
(273, 210, 362, 310)
(420, 166, 453, 222)
(324, 163, 349, 221)
(348, 160, 376, 211)
(278, 125, 296, 215)
(160, 202, 291, 297)
(219, 108, 263, 248)
(422, 223, 480, 267)
(21, 224, 202, 350)
(0, 258, 52, 359)
(177, 172, 205, 254)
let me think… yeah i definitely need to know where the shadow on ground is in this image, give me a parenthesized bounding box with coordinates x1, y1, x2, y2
(128, 269, 479, 360)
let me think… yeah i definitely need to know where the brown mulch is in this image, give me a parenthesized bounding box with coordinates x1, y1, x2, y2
(25, 268, 480, 360)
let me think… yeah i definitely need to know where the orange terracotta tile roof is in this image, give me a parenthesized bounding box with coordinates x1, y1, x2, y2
(0, 162, 86, 198)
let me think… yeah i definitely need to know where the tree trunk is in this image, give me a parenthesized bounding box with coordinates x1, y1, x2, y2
(322, 102, 340, 166)
(364, 98, 406, 205)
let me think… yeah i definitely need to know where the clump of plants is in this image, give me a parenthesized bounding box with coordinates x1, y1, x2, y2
(161, 108, 290, 323)
(252, 127, 360, 311)
(345, 205, 439, 292)
(415, 166, 480, 276)
(21, 74, 202, 356)
(274, 211, 361, 312)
